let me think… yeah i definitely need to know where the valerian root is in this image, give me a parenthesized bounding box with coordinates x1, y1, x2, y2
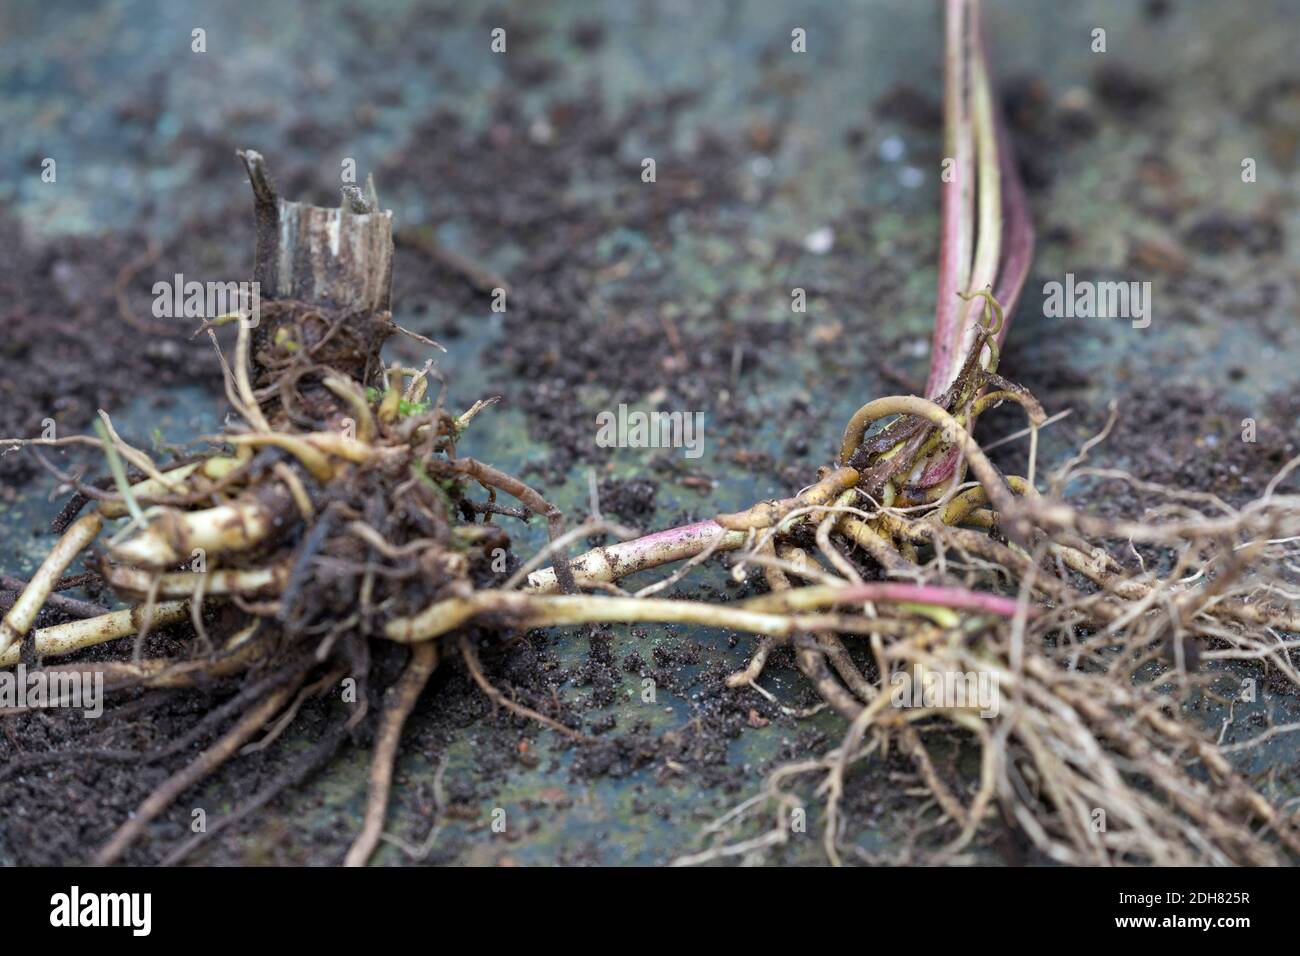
(2, 128, 1296, 867)
(5, 287, 1297, 867)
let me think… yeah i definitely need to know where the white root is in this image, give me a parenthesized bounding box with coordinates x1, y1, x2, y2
(103, 563, 291, 598)
(0, 514, 103, 656)
(98, 463, 200, 518)
(109, 484, 295, 567)
(526, 522, 747, 594)
(0, 601, 189, 668)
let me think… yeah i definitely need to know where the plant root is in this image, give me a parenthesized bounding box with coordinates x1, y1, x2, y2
(4, 142, 1296, 870)
(345, 642, 439, 867)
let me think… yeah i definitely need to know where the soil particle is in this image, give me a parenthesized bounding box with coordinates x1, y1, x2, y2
(1184, 210, 1285, 257)
(597, 477, 659, 524)
(1092, 66, 1161, 116)
(1000, 76, 1092, 192)
(1144, 0, 1173, 21)
(570, 19, 606, 51)
(875, 85, 942, 128)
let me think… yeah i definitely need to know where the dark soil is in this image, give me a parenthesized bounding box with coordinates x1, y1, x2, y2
(381, 95, 813, 485)
(0, 215, 224, 485)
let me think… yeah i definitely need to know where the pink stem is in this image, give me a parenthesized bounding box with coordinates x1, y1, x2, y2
(917, 4, 1034, 489)
(533, 4, 1034, 597)
(917, 108, 1034, 489)
(989, 99, 1034, 321)
(923, 0, 976, 401)
(828, 582, 1033, 619)
(531, 523, 1033, 620)
(526, 520, 743, 593)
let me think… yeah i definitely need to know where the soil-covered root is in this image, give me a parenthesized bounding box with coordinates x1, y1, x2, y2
(0, 291, 558, 863)
(653, 387, 1300, 865)
(3, 284, 1297, 867)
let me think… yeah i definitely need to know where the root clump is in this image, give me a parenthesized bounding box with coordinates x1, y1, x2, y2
(2, 154, 1298, 870)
